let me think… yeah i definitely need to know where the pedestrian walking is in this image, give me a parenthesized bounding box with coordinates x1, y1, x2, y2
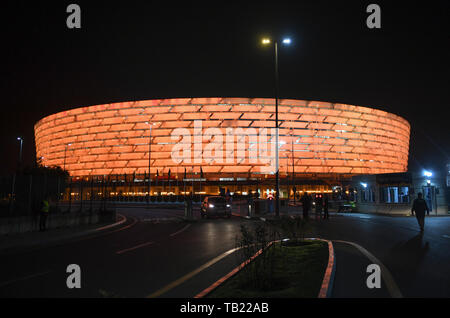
(39, 196, 50, 231)
(247, 194, 254, 216)
(323, 195, 329, 219)
(315, 194, 323, 218)
(301, 193, 309, 219)
(411, 192, 430, 233)
(267, 194, 274, 214)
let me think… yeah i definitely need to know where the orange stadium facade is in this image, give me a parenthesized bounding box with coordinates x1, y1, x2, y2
(34, 97, 410, 196)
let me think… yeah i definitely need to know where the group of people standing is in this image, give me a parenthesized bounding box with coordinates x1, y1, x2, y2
(300, 192, 329, 220)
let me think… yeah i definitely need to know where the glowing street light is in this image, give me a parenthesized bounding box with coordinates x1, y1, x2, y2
(423, 170, 433, 177)
(260, 36, 293, 217)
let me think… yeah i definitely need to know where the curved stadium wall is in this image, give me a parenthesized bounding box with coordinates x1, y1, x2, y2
(34, 98, 410, 179)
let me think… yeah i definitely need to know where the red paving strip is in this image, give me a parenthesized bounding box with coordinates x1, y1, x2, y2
(317, 239, 336, 298)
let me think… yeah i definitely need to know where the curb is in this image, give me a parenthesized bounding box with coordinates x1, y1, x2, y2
(194, 238, 335, 298)
(310, 238, 336, 298)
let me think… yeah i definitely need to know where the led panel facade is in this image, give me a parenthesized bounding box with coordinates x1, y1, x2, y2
(34, 98, 410, 178)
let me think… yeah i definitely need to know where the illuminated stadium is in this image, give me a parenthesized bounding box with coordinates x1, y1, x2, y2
(34, 98, 410, 198)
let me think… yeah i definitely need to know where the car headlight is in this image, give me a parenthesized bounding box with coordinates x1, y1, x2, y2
(226, 204, 231, 208)
(209, 204, 214, 208)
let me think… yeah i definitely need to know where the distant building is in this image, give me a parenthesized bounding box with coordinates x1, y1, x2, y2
(352, 169, 450, 215)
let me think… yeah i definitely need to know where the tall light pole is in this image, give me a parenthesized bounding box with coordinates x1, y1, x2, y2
(63, 143, 71, 203)
(17, 137, 23, 172)
(10, 137, 24, 213)
(262, 37, 291, 217)
(146, 122, 156, 205)
(63, 143, 72, 172)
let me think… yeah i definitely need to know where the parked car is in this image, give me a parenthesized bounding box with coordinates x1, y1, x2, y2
(201, 196, 232, 219)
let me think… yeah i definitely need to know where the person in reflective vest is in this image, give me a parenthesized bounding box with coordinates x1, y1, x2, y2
(39, 197, 50, 231)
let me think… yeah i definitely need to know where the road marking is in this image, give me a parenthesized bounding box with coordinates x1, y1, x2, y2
(93, 214, 127, 232)
(169, 224, 191, 237)
(195, 244, 269, 298)
(116, 241, 155, 255)
(70, 215, 138, 244)
(0, 270, 52, 288)
(147, 246, 242, 298)
(333, 240, 403, 298)
(106, 216, 138, 234)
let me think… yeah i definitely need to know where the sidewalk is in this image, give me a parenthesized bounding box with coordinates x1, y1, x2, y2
(0, 215, 126, 254)
(231, 202, 342, 220)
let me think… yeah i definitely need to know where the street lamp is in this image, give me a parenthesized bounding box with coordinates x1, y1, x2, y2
(146, 122, 157, 205)
(10, 137, 24, 212)
(17, 137, 23, 171)
(423, 170, 433, 177)
(261, 36, 292, 217)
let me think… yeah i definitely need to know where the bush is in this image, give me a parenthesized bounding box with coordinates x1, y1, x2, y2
(235, 223, 280, 291)
(234, 217, 311, 291)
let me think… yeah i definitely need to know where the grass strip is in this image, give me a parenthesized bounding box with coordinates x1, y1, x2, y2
(208, 240, 328, 298)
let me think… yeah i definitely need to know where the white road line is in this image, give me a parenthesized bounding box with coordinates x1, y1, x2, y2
(334, 240, 403, 298)
(169, 224, 191, 237)
(0, 270, 52, 288)
(93, 214, 127, 231)
(116, 241, 155, 255)
(147, 246, 242, 298)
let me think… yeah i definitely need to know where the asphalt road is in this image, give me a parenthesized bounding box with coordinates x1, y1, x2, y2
(308, 213, 450, 297)
(0, 208, 449, 298)
(0, 210, 251, 298)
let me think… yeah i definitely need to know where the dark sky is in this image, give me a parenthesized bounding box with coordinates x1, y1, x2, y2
(1, 0, 449, 175)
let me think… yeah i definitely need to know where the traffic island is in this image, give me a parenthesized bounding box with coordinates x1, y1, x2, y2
(199, 239, 330, 298)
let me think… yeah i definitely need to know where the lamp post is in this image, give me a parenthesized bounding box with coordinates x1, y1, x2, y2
(63, 143, 71, 204)
(17, 137, 23, 172)
(10, 137, 23, 213)
(262, 37, 291, 217)
(63, 143, 72, 172)
(146, 122, 156, 205)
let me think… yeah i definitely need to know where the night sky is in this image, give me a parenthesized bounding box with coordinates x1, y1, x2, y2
(1, 1, 449, 176)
